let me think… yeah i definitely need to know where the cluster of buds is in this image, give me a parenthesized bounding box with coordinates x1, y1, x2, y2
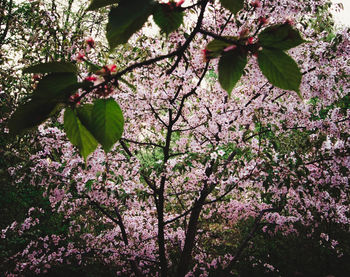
(239, 27, 250, 38)
(251, 0, 261, 8)
(201, 48, 212, 62)
(246, 37, 255, 45)
(175, 0, 185, 6)
(85, 76, 97, 82)
(74, 37, 117, 98)
(223, 45, 237, 52)
(96, 84, 115, 97)
(95, 64, 117, 77)
(75, 50, 85, 62)
(285, 17, 294, 25)
(85, 37, 95, 49)
(31, 74, 41, 89)
(74, 37, 95, 62)
(258, 16, 268, 25)
(32, 74, 40, 82)
(161, 0, 185, 11)
(93, 65, 117, 96)
(69, 93, 81, 105)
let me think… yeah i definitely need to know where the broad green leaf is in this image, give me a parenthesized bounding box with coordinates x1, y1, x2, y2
(218, 48, 247, 95)
(76, 104, 94, 127)
(32, 73, 78, 100)
(70, 80, 95, 92)
(23, 61, 77, 74)
(220, 0, 244, 14)
(206, 39, 231, 52)
(106, 0, 153, 49)
(87, 0, 119, 11)
(61, 80, 95, 98)
(64, 107, 98, 161)
(8, 99, 57, 134)
(90, 98, 124, 152)
(258, 24, 305, 50)
(153, 4, 184, 35)
(257, 48, 302, 94)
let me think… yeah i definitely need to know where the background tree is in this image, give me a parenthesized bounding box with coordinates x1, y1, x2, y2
(1, 0, 349, 276)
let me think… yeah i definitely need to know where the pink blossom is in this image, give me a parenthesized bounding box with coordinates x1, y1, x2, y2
(223, 45, 237, 52)
(85, 37, 95, 49)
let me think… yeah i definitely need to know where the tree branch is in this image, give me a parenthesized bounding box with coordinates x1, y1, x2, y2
(223, 207, 282, 274)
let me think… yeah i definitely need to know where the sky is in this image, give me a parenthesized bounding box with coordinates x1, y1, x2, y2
(331, 0, 350, 26)
(11, 0, 349, 26)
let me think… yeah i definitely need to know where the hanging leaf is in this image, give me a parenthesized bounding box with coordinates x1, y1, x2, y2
(106, 0, 153, 49)
(218, 48, 247, 95)
(89, 98, 124, 152)
(153, 3, 184, 35)
(32, 73, 78, 100)
(23, 61, 77, 74)
(8, 99, 58, 134)
(205, 39, 234, 59)
(76, 104, 94, 127)
(206, 39, 231, 52)
(257, 48, 302, 95)
(87, 0, 119, 11)
(258, 24, 306, 50)
(64, 107, 98, 161)
(7, 72, 85, 134)
(220, 0, 244, 15)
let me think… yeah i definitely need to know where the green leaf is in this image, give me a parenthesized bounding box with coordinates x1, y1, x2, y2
(8, 99, 57, 134)
(153, 4, 184, 35)
(118, 77, 137, 91)
(32, 73, 78, 101)
(88, 98, 124, 152)
(87, 0, 119, 11)
(106, 0, 153, 49)
(206, 39, 231, 52)
(258, 24, 305, 50)
(205, 39, 234, 59)
(218, 48, 247, 95)
(54, 80, 94, 101)
(220, 0, 244, 14)
(85, 179, 94, 192)
(76, 104, 94, 127)
(23, 61, 77, 74)
(64, 107, 98, 161)
(257, 48, 302, 94)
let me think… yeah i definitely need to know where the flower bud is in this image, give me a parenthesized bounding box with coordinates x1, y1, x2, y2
(223, 45, 237, 52)
(75, 51, 85, 62)
(258, 17, 268, 25)
(85, 37, 95, 49)
(251, 0, 261, 8)
(176, 0, 184, 7)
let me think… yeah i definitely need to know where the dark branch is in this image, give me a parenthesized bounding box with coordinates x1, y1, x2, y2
(223, 207, 282, 273)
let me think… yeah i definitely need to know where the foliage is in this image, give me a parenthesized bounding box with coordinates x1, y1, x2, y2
(1, 0, 350, 276)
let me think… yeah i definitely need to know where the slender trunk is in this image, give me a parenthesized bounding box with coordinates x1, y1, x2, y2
(157, 110, 173, 277)
(176, 191, 208, 277)
(157, 184, 168, 277)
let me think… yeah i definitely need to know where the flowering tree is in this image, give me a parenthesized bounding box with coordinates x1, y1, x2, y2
(2, 0, 350, 276)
